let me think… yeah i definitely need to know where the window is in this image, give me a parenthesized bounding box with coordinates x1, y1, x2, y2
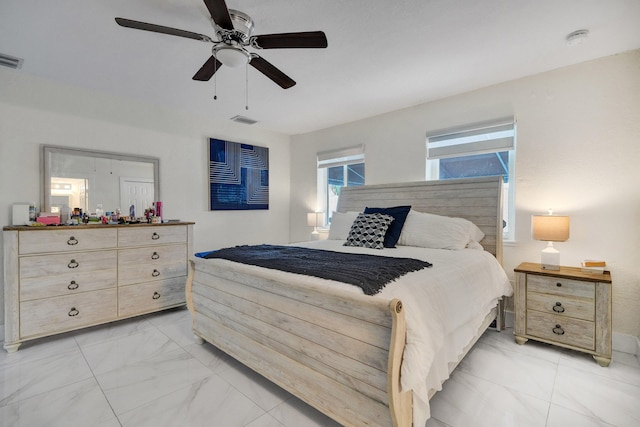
(317, 145, 365, 226)
(426, 118, 516, 241)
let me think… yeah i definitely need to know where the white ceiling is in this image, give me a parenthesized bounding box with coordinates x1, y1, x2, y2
(1, 0, 639, 135)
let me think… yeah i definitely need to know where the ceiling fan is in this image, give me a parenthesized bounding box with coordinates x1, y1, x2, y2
(115, 0, 327, 89)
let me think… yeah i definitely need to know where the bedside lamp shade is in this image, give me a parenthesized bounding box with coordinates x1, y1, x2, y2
(307, 212, 323, 235)
(532, 212, 570, 270)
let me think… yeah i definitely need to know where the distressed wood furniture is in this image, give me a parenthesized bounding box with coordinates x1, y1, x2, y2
(3, 222, 194, 352)
(187, 176, 506, 427)
(514, 262, 612, 366)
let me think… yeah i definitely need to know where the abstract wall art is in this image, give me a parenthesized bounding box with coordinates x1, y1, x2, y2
(209, 138, 269, 210)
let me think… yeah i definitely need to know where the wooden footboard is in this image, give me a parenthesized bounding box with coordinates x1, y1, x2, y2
(186, 258, 412, 427)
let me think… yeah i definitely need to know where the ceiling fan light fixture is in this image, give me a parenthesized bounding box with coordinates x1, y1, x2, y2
(215, 46, 249, 68)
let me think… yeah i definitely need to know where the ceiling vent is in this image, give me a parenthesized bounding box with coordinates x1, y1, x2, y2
(0, 53, 24, 69)
(230, 115, 258, 125)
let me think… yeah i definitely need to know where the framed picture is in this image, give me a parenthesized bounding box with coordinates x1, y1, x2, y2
(209, 138, 269, 210)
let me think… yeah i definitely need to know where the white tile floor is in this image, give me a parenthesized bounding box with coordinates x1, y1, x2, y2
(1, 307, 639, 427)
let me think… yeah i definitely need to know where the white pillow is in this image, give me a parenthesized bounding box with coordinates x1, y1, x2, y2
(398, 210, 483, 250)
(328, 211, 360, 240)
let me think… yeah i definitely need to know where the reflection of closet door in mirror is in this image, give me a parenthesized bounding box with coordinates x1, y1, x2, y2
(120, 177, 155, 218)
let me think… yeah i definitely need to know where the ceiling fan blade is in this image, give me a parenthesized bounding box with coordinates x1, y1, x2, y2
(252, 31, 328, 49)
(193, 56, 223, 81)
(249, 56, 296, 89)
(202, 0, 233, 30)
(115, 18, 213, 42)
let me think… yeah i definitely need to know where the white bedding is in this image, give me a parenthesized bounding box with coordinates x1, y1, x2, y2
(202, 240, 512, 425)
(292, 240, 512, 425)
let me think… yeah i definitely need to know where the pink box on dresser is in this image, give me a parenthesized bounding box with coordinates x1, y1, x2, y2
(36, 216, 60, 225)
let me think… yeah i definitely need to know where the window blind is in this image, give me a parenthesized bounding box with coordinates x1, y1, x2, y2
(427, 118, 515, 160)
(317, 145, 365, 168)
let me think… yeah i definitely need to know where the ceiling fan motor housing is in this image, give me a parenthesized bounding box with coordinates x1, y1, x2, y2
(215, 9, 254, 44)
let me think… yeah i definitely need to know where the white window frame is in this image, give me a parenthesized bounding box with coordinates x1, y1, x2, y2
(316, 145, 365, 227)
(426, 118, 516, 241)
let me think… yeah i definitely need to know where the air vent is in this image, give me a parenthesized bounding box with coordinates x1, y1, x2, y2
(230, 115, 258, 125)
(0, 53, 24, 69)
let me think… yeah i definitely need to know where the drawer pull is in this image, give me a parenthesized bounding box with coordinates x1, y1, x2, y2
(552, 324, 565, 335)
(68, 259, 79, 269)
(67, 236, 78, 245)
(151, 232, 160, 240)
(556, 282, 562, 287)
(152, 291, 161, 300)
(151, 252, 160, 260)
(68, 280, 79, 290)
(68, 307, 80, 317)
(552, 302, 565, 313)
(152, 269, 161, 277)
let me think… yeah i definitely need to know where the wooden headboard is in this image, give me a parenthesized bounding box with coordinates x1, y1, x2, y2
(336, 176, 504, 263)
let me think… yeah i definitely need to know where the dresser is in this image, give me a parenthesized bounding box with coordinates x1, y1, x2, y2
(514, 262, 612, 366)
(3, 222, 194, 352)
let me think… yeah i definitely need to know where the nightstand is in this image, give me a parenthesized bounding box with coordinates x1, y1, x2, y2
(514, 262, 612, 366)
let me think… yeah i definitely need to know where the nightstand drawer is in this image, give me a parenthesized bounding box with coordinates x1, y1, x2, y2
(527, 310, 595, 350)
(527, 292, 595, 321)
(527, 275, 595, 299)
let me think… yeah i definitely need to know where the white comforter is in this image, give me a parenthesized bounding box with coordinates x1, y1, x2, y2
(292, 240, 513, 425)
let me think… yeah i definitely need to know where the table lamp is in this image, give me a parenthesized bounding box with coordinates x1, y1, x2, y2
(532, 210, 570, 270)
(307, 212, 324, 235)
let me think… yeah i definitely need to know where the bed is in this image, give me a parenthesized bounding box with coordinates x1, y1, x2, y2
(186, 176, 512, 426)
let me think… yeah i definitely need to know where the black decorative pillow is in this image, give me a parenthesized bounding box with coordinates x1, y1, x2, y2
(343, 213, 394, 249)
(363, 205, 411, 248)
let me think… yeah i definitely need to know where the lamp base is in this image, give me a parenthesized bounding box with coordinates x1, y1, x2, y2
(540, 243, 560, 270)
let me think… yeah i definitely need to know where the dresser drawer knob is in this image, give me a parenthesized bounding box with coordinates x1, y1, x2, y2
(152, 269, 161, 277)
(552, 302, 565, 313)
(151, 252, 160, 260)
(152, 291, 161, 300)
(151, 232, 160, 240)
(552, 324, 565, 335)
(68, 307, 79, 317)
(68, 259, 79, 269)
(68, 280, 79, 290)
(67, 236, 78, 245)
(556, 282, 562, 287)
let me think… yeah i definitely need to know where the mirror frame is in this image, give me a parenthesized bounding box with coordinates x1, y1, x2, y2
(41, 145, 160, 213)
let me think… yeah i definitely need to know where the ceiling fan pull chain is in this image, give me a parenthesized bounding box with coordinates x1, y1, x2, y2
(213, 55, 218, 100)
(245, 62, 249, 110)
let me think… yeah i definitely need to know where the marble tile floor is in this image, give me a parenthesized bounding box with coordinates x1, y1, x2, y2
(1, 307, 638, 427)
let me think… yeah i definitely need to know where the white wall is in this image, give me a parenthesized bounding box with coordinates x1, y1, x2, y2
(290, 50, 640, 339)
(0, 68, 291, 333)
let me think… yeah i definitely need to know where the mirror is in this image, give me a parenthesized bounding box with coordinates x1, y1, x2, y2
(42, 145, 159, 221)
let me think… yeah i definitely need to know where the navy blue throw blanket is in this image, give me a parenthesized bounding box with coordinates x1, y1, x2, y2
(202, 244, 432, 295)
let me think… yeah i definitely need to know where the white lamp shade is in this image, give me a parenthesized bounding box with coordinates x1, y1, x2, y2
(307, 212, 323, 227)
(532, 215, 570, 242)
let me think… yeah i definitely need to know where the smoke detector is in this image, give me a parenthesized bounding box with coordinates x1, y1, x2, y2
(566, 29, 589, 47)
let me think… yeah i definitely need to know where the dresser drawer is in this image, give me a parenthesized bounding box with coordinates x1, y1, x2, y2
(118, 277, 186, 317)
(118, 245, 187, 286)
(19, 228, 117, 254)
(526, 310, 595, 350)
(527, 275, 595, 299)
(527, 291, 595, 321)
(20, 268, 116, 301)
(20, 289, 117, 338)
(118, 225, 187, 247)
(20, 250, 117, 278)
